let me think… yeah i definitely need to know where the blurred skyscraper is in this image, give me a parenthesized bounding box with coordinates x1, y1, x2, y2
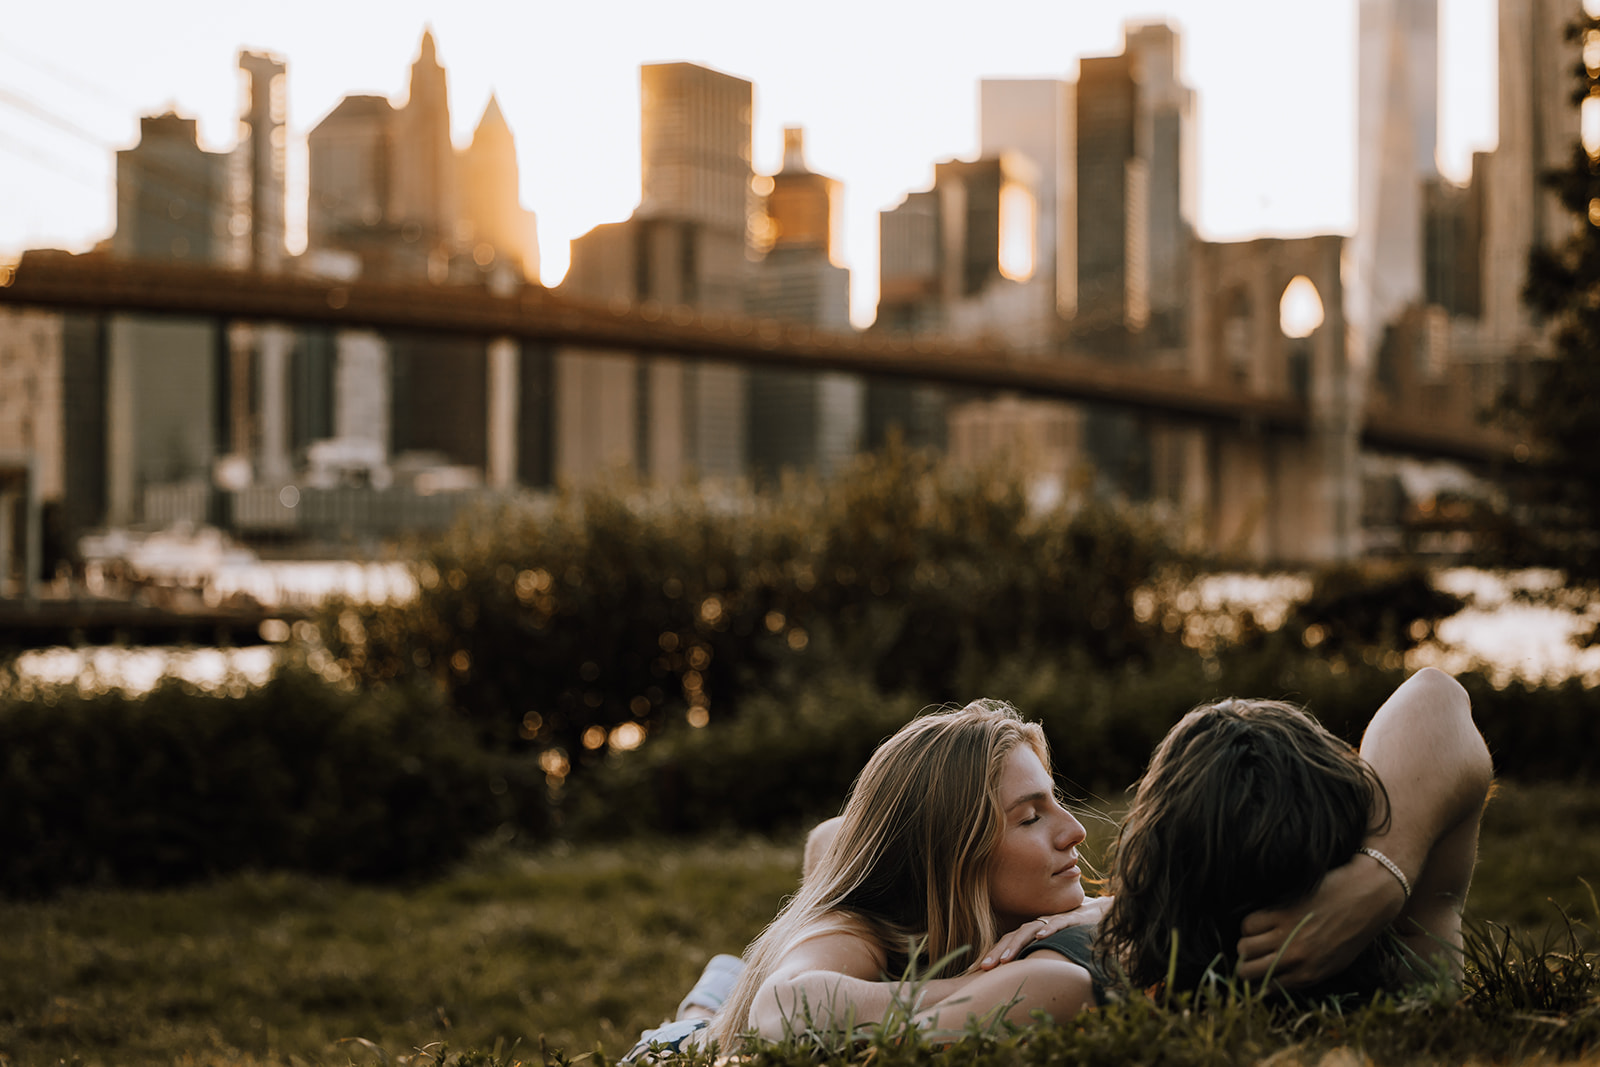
(979, 78, 1076, 329)
(877, 153, 1042, 346)
(1352, 0, 1436, 359)
(103, 112, 232, 525)
(299, 32, 552, 501)
(873, 152, 1055, 454)
(1353, 0, 1578, 392)
(1074, 22, 1194, 354)
(1480, 0, 1582, 347)
(746, 127, 862, 479)
(112, 113, 229, 265)
(305, 31, 537, 284)
(562, 61, 755, 483)
(234, 51, 287, 272)
(459, 96, 541, 281)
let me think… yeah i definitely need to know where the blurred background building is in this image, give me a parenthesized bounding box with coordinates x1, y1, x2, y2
(0, 1, 1582, 574)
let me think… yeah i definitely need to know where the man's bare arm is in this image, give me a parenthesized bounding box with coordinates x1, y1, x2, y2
(1236, 668, 1492, 985)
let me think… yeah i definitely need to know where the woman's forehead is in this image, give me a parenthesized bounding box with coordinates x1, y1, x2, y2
(998, 746, 1052, 808)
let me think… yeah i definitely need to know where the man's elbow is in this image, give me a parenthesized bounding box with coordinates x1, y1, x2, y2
(1413, 667, 1492, 796)
(1411, 667, 1470, 714)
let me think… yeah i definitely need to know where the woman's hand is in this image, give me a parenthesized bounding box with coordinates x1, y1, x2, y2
(979, 895, 1113, 970)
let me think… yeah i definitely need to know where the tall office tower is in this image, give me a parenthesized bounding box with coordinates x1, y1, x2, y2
(234, 50, 287, 272)
(974, 81, 1086, 504)
(112, 112, 229, 264)
(457, 95, 540, 280)
(871, 155, 1043, 454)
(306, 94, 396, 261)
(1076, 52, 1144, 343)
(1125, 23, 1195, 348)
(1074, 21, 1194, 353)
(980, 78, 1076, 326)
(390, 30, 459, 260)
(1482, 0, 1581, 346)
(640, 62, 753, 232)
(1423, 152, 1485, 319)
(1351, 0, 1438, 356)
(875, 154, 1040, 341)
(306, 27, 481, 285)
(748, 128, 850, 326)
(559, 61, 755, 483)
(746, 127, 860, 478)
(877, 189, 942, 334)
(107, 112, 230, 524)
(762, 127, 842, 263)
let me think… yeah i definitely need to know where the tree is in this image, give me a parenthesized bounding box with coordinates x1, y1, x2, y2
(1507, 12, 1600, 582)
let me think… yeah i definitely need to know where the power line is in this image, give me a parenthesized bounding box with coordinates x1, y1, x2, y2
(0, 129, 104, 189)
(0, 38, 129, 113)
(0, 83, 114, 149)
(0, 80, 238, 216)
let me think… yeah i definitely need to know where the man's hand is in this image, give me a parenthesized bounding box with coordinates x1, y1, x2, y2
(979, 895, 1113, 970)
(1235, 853, 1406, 986)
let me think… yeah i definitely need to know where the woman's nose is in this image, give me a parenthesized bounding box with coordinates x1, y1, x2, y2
(1056, 810, 1086, 849)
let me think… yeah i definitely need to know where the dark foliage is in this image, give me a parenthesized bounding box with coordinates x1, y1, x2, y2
(0, 668, 525, 897)
(311, 446, 1191, 777)
(1284, 563, 1466, 655)
(1501, 12, 1600, 579)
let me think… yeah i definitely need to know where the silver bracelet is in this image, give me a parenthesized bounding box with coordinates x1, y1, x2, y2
(1359, 847, 1412, 902)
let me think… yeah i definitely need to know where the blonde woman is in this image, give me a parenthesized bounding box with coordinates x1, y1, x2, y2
(703, 699, 1102, 1048)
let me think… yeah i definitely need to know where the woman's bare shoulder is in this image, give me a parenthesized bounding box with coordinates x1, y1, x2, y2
(769, 914, 888, 982)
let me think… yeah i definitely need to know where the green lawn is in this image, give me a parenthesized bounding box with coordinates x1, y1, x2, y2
(1, 780, 1595, 1067)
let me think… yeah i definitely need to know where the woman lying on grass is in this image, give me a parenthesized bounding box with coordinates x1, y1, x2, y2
(632, 668, 1489, 1056)
(705, 697, 1101, 1047)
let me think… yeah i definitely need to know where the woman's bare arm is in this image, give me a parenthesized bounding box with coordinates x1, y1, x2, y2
(752, 930, 1094, 1040)
(1235, 667, 1492, 985)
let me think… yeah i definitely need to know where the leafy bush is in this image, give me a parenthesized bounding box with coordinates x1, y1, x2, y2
(565, 673, 925, 838)
(0, 669, 527, 897)
(1284, 562, 1468, 655)
(566, 651, 1600, 843)
(311, 446, 1191, 783)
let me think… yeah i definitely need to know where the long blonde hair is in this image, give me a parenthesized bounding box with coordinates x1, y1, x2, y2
(711, 699, 1049, 1047)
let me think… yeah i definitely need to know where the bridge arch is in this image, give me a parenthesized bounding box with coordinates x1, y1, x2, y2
(1180, 235, 1357, 563)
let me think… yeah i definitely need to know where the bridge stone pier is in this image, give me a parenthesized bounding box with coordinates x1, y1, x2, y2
(1167, 234, 1363, 563)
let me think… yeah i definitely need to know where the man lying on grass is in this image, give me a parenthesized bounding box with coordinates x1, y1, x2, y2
(627, 668, 1490, 1058)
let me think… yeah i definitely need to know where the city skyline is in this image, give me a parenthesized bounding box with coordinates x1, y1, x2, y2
(3, 0, 1501, 326)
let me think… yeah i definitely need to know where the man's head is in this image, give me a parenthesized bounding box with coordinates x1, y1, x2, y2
(1098, 699, 1387, 991)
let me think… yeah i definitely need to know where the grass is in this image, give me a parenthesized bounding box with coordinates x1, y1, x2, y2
(0, 780, 1596, 1067)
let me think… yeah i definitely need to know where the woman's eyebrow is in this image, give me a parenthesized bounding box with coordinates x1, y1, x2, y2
(1004, 790, 1050, 812)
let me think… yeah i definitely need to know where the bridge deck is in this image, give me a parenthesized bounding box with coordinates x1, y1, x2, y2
(0, 251, 1509, 464)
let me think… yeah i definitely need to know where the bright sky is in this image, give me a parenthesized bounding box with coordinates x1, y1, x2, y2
(1, 0, 1497, 327)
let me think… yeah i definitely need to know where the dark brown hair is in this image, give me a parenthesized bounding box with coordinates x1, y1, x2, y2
(1097, 698, 1398, 996)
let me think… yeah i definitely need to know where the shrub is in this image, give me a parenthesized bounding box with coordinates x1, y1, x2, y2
(1285, 562, 1468, 655)
(311, 446, 1192, 784)
(563, 652, 1600, 844)
(0, 669, 527, 897)
(565, 673, 925, 838)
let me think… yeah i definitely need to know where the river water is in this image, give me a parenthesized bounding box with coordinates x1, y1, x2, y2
(9, 563, 1599, 695)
